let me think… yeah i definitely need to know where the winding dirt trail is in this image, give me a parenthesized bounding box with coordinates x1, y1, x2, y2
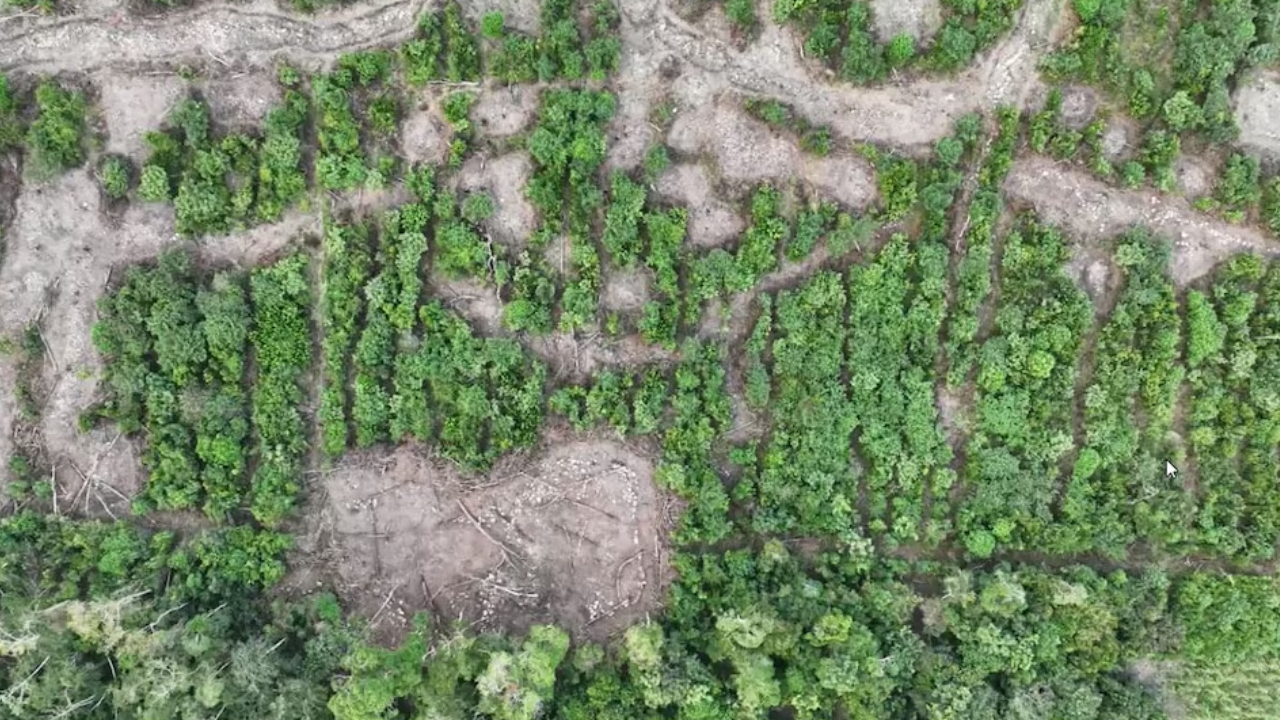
(1005, 156, 1280, 286)
(0, 0, 427, 73)
(1, 0, 1065, 153)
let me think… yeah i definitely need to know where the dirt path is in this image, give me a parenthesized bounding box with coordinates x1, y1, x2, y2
(1004, 156, 1280, 286)
(3, 0, 1061, 154)
(0, 0, 427, 73)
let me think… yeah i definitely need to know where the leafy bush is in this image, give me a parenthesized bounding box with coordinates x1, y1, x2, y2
(139, 164, 170, 201)
(97, 155, 132, 200)
(959, 216, 1093, 553)
(248, 255, 312, 526)
(0, 72, 22, 152)
(1213, 152, 1262, 222)
(24, 80, 87, 179)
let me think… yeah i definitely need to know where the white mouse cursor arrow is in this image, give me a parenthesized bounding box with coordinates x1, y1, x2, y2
(1166, 461, 1178, 478)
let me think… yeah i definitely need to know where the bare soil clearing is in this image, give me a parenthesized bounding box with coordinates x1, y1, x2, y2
(0, 172, 174, 512)
(654, 163, 746, 249)
(288, 438, 671, 641)
(1005, 156, 1280, 286)
(1234, 71, 1280, 161)
(869, 0, 943, 43)
(452, 152, 537, 250)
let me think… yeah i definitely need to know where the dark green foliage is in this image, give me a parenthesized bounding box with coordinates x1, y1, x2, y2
(505, 251, 557, 333)
(442, 91, 476, 167)
(520, 0, 622, 82)
(774, 0, 1023, 83)
(97, 154, 132, 200)
(1045, 0, 1274, 146)
(436, 189, 496, 280)
(409, 302, 546, 468)
(319, 218, 374, 456)
(525, 89, 616, 232)
(24, 79, 87, 179)
(401, 12, 447, 85)
(602, 172, 646, 267)
(725, 0, 757, 33)
(1140, 129, 1180, 192)
(748, 272, 858, 538)
(92, 252, 213, 515)
(1186, 255, 1280, 560)
(1213, 152, 1262, 223)
(946, 107, 1019, 386)
(959, 217, 1093, 554)
(0, 72, 22, 152)
(638, 208, 688, 348)
(787, 201, 836, 261)
(848, 234, 953, 545)
(1055, 229, 1188, 556)
(481, 11, 506, 38)
(551, 368, 669, 435)
(313, 53, 401, 191)
(248, 255, 311, 526)
(139, 164, 170, 201)
(140, 91, 307, 234)
(870, 150, 919, 221)
(656, 341, 733, 543)
(1265, 175, 1280, 235)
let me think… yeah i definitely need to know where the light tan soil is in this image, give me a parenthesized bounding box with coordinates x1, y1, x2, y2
(400, 106, 448, 166)
(470, 84, 540, 139)
(869, 0, 943, 44)
(654, 163, 746, 248)
(451, 152, 537, 251)
(1005, 156, 1280, 286)
(286, 438, 672, 641)
(0, 0, 428, 73)
(1234, 70, 1280, 161)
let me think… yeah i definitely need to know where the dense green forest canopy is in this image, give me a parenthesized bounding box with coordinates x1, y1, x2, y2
(5, 1, 1280, 720)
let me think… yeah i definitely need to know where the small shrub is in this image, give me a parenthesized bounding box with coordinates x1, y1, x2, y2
(139, 165, 171, 202)
(885, 34, 915, 67)
(0, 73, 22, 152)
(481, 11, 505, 39)
(25, 80, 88, 179)
(725, 0, 756, 32)
(461, 192, 495, 224)
(97, 155, 131, 199)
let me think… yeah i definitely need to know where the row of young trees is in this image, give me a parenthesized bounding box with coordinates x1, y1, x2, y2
(90, 250, 310, 525)
(773, 0, 1026, 83)
(318, 176, 546, 470)
(134, 90, 309, 235)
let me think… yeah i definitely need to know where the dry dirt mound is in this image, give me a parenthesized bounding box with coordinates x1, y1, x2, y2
(288, 439, 672, 641)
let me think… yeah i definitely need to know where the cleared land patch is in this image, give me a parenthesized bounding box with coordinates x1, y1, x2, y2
(290, 438, 670, 640)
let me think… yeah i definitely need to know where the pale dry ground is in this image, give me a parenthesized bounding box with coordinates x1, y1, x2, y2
(1, 0, 1277, 646)
(286, 438, 673, 640)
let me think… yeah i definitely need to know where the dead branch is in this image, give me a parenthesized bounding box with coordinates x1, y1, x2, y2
(370, 582, 401, 626)
(465, 574, 537, 599)
(455, 499, 521, 561)
(615, 551, 644, 605)
(569, 498, 620, 521)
